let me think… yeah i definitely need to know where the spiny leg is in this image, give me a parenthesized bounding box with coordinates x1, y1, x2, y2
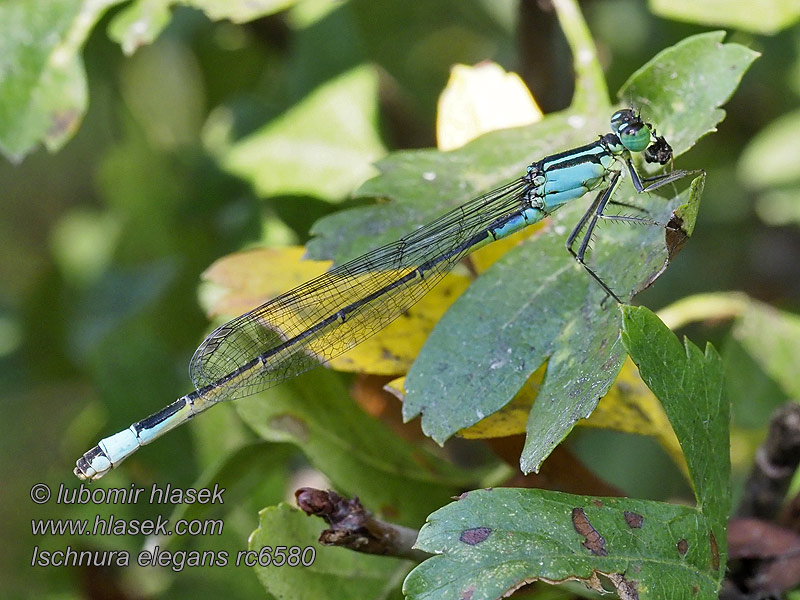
(600, 214, 662, 227)
(573, 162, 701, 301)
(613, 159, 704, 226)
(565, 185, 604, 253)
(566, 170, 623, 303)
(625, 158, 701, 193)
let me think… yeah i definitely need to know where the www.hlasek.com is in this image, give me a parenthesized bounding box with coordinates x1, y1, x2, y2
(30, 483, 316, 570)
(32, 512, 224, 537)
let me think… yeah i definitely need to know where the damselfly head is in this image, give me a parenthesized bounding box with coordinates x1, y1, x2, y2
(611, 109, 651, 154)
(611, 109, 674, 165)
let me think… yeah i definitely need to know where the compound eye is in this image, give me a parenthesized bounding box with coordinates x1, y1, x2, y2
(610, 109, 636, 132)
(620, 122, 651, 153)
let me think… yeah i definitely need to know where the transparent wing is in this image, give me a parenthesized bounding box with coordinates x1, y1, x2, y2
(190, 177, 535, 399)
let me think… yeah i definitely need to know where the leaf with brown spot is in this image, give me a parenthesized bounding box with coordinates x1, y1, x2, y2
(572, 508, 608, 556)
(624, 511, 644, 529)
(460, 527, 492, 545)
(406, 489, 722, 599)
(709, 531, 719, 572)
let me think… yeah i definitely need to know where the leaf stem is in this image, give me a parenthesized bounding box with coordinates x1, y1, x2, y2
(551, 0, 609, 112)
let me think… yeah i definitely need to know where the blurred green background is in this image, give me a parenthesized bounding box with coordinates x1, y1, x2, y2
(2, 0, 800, 598)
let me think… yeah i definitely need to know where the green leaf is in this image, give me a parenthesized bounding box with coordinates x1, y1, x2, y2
(107, 0, 171, 56)
(182, 0, 297, 20)
(0, 0, 122, 162)
(739, 107, 800, 189)
(250, 503, 409, 600)
(620, 306, 729, 547)
(405, 489, 720, 600)
(649, 0, 800, 35)
(234, 367, 491, 527)
(729, 300, 800, 401)
(109, 0, 299, 55)
(723, 335, 787, 429)
(308, 33, 752, 275)
(619, 31, 759, 158)
(221, 65, 386, 202)
(117, 40, 207, 149)
(754, 188, 800, 226)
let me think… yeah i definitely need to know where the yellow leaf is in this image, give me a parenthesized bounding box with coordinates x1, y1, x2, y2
(436, 62, 542, 151)
(328, 273, 470, 374)
(199, 246, 471, 376)
(435, 62, 544, 273)
(457, 363, 546, 438)
(201, 247, 330, 318)
(384, 376, 406, 401)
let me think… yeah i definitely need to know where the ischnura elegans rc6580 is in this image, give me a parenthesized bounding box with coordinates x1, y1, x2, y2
(74, 109, 695, 481)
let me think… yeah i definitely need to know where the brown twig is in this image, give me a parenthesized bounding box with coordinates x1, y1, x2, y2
(736, 403, 800, 520)
(295, 488, 430, 562)
(723, 403, 800, 599)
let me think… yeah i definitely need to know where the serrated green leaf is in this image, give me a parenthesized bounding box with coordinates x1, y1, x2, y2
(619, 31, 759, 158)
(221, 65, 385, 202)
(234, 367, 487, 527)
(108, 0, 298, 55)
(649, 0, 800, 35)
(0, 0, 123, 161)
(250, 503, 409, 600)
(309, 31, 747, 262)
(403, 310, 726, 600)
(620, 306, 728, 546)
(406, 489, 720, 600)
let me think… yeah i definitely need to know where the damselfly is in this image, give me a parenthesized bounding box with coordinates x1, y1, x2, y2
(75, 109, 693, 481)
